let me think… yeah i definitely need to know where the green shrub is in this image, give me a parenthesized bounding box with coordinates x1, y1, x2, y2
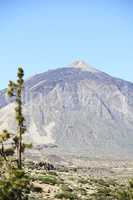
(0, 168, 30, 200)
(47, 171, 58, 176)
(37, 175, 58, 185)
(55, 191, 78, 200)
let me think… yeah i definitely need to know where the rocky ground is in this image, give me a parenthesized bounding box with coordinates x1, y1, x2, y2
(25, 159, 133, 200)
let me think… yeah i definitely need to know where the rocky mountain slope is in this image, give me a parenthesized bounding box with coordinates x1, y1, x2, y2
(0, 61, 133, 158)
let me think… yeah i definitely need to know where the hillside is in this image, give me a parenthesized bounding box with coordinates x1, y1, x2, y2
(0, 61, 133, 159)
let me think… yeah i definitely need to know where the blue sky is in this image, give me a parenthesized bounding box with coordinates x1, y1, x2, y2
(0, 0, 133, 89)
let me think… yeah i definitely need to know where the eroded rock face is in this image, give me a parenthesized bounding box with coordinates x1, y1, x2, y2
(1, 61, 133, 158)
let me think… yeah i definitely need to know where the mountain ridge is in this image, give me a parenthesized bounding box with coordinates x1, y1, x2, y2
(0, 62, 133, 159)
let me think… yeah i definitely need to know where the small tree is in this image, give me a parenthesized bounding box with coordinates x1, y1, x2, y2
(0, 67, 31, 200)
(7, 67, 26, 169)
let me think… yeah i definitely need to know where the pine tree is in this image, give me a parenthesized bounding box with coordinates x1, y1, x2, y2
(7, 67, 26, 169)
(0, 67, 31, 200)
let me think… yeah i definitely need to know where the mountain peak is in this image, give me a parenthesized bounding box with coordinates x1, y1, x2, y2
(70, 60, 98, 73)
